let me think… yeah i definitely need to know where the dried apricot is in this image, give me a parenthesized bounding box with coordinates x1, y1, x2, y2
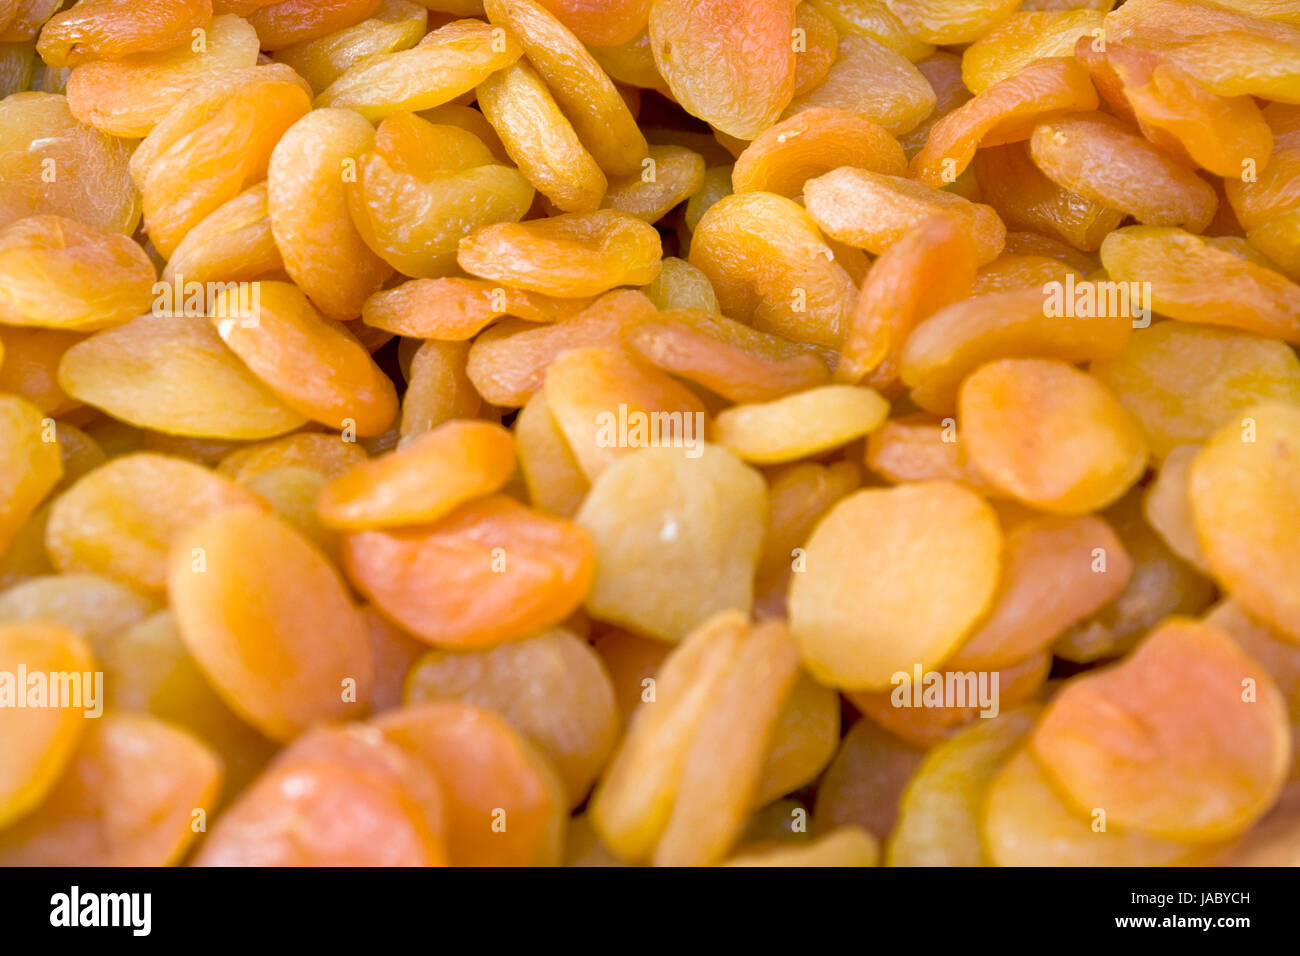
(714, 385, 888, 465)
(342, 494, 594, 648)
(0, 394, 63, 556)
(405, 627, 619, 805)
(784, 35, 935, 136)
(732, 108, 908, 198)
(64, 14, 260, 138)
(316, 18, 522, 121)
(1100, 226, 1300, 344)
(888, 707, 1038, 866)
(268, 108, 394, 320)
(0, 92, 138, 232)
(168, 508, 374, 740)
(459, 210, 661, 298)
(274, 0, 428, 93)
(911, 57, 1098, 187)
(36, 0, 212, 68)
(900, 288, 1131, 414)
(0, 621, 92, 828)
(484, 0, 647, 176)
(374, 701, 565, 865)
(790, 481, 1003, 690)
(0, 215, 155, 332)
(689, 191, 856, 349)
(804, 168, 1006, 266)
(960, 358, 1148, 513)
(575, 446, 765, 642)
(1033, 618, 1290, 841)
(45, 451, 269, 593)
(195, 723, 447, 866)
(318, 420, 514, 530)
(1189, 403, 1300, 642)
(648, 0, 795, 139)
(0, 712, 222, 866)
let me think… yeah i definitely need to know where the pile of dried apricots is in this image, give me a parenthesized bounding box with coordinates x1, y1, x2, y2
(0, 0, 1299, 867)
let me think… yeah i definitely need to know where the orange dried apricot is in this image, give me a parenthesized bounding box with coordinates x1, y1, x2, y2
(1054, 487, 1217, 664)
(45, 451, 269, 593)
(1029, 112, 1218, 233)
(973, 141, 1123, 252)
(984, 748, 1208, 866)
(543, 345, 707, 480)
(247, 0, 384, 50)
(0, 712, 222, 866)
(1090, 319, 1300, 459)
(211, 281, 397, 436)
(514, 389, 589, 518)
(688, 191, 857, 349)
(1189, 403, 1300, 642)
(1033, 618, 1290, 841)
(732, 108, 908, 198)
(465, 291, 658, 406)
(401, 339, 483, 443)
(0, 215, 155, 332)
(838, 214, 978, 387)
(887, 707, 1038, 866)
(648, 0, 796, 140)
(216, 433, 366, 482)
(274, 0, 428, 93)
(138, 71, 312, 257)
(164, 183, 283, 286)
(64, 14, 261, 138)
(268, 108, 394, 320)
(1100, 226, 1300, 344)
(317, 420, 514, 530)
(602, 144, 704, 222)
(911, 57, 1098, 187)
(0, 92, 139, 232)
(864, 413, 997, 493)
(714, 384, 888, 465)
(459, 210, 661, 298)
(0, 621, 92, 828)
(374, 702, 565, 866)
(590, 612, 801, 865)
(0, 394, 63, 556)
(899, 288, 1131, 414)
(0, 327, 82, 416)
(36, 0, 211, 68)
(960, 358, 1148, 513)
(946, 514, 1132, 671)
(484, 0, 647, 176)
(342, 494, 594, 648)
(195, 723, 447, 866)
(624, 309, 832, 404)
(962, 10, 1106, 94)
(169, 508, 374, 741)
(98, 609, 275, 796)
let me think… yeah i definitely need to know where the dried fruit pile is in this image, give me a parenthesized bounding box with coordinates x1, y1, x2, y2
(0, 0, 1299, 866)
